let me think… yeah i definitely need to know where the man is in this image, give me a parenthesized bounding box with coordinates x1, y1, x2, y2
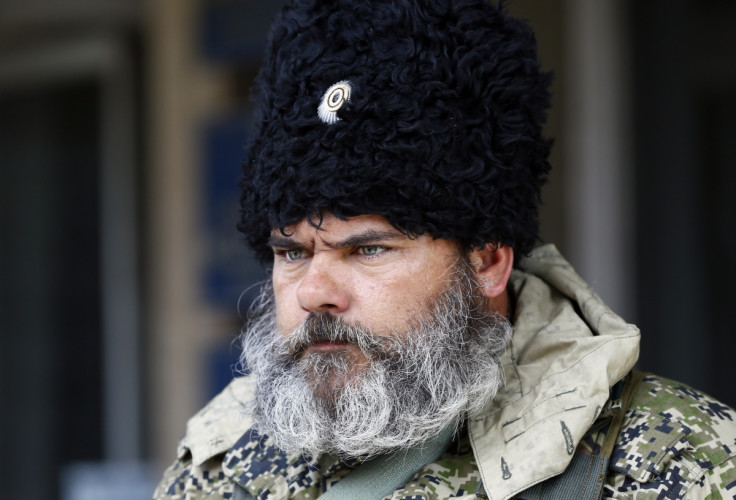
(155, 1, 736, 498)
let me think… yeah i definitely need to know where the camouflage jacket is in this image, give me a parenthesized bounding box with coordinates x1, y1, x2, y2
(154, 245, 736, 499)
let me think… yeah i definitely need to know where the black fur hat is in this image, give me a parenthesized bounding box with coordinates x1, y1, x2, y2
(239, 0, 552, 262)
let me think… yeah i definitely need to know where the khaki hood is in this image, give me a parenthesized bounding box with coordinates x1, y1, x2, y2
(470, 244, 640, 499)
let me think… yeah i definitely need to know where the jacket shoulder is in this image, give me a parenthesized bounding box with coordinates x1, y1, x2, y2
(604, 374, 736, 499)
(178, 376, 256, 466)
(153, 376, 256, 499)
(153, 452, 234, 500)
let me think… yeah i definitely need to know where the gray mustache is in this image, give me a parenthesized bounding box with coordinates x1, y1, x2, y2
(286, 313, 397, 359)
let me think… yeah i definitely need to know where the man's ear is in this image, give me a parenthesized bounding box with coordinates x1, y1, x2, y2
(468, 244, 514, 300)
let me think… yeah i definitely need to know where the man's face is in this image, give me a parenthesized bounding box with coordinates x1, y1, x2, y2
(239, 213, 512, 459)
(270, 213, 462, 383)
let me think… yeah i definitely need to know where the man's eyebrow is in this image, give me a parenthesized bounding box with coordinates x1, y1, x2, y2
(326, 229, 405, 249)
(268, 234, 302, 249)
(267, 229, 405, 249)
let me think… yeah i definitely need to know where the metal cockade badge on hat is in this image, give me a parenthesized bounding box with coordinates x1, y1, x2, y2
(318, 80, 352, 124)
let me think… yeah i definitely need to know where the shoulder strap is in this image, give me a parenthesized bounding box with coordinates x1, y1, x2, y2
(319, 421, 457, 500)
(234, 484, 252, 500)
(598, 370, 646, 460)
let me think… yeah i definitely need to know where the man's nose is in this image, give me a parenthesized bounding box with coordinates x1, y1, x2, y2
(296, 256, 350, 314)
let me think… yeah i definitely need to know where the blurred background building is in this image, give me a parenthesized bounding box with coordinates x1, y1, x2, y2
(1, 0, 734, 498)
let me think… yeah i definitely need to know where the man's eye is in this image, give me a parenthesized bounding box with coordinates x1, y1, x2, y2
(358, 245, 386, 256)
(285, 249, 304, 261)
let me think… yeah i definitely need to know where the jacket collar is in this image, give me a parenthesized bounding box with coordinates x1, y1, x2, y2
(176, 376, 255, 466)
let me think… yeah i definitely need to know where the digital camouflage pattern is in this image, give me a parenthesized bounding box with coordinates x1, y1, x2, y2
(603, 375, 736, 499)
(154, 246, 736, 499)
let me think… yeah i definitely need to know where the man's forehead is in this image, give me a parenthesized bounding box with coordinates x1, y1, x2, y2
(269, 214, 405, 241)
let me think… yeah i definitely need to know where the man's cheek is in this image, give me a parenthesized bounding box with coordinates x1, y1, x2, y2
(274, 295, 311, 336)
(274, 303, 297, 338)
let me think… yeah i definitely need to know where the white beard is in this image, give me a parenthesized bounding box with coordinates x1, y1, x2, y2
(238, 257, 512, 459)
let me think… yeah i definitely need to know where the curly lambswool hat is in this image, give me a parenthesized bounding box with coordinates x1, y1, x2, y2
(240, 0, 552, 262)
